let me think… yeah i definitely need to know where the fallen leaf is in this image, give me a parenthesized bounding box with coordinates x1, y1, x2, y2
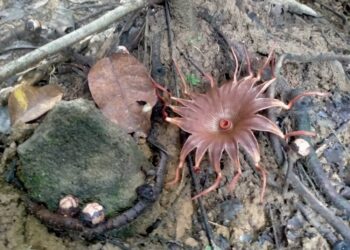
(88, 52, 157, 136)
(8, 84, 63, 125)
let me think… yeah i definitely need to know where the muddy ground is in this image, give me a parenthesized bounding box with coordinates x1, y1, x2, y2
(0, 0, 349, 249)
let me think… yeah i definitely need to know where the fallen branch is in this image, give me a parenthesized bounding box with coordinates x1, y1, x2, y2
(285, 155, 350, 242)
(296, 202, 338, 245)
(268, 54, 350, 242)
(268, 204, 282, 249)
(0, 0, 148, 83)
(271, 51, 350, 215)
(290, 92, 350, 217)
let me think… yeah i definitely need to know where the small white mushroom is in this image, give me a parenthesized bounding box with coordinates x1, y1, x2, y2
(58, 195, 79, 217)
(116, 45, 129, 54)
(292, 138, 311, 157)
(82, 202, 105, 225)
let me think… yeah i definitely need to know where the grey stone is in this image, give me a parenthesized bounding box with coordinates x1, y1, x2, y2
(17, 99, 147, 216)
(0, 106, 10, 134)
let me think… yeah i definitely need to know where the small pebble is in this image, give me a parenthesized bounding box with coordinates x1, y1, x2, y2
(333, 240, 350, 250)
(184, 237, 199, 248)
(219, 199, 243, 225)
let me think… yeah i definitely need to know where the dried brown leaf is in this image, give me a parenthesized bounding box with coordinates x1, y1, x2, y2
(8, 84, 63, 125)
(88, 52, 157, 136)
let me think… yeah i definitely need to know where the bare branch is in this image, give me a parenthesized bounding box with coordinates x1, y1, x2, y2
(0, 0, 148, 83)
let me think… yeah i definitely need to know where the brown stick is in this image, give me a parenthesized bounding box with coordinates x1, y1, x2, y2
(0, 0, 148, 83)
(290, 92, 350, 217)
(296, 202, 338, 244)
(286, 161, 350, 242)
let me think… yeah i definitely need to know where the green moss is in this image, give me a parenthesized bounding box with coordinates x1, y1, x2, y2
(17, 99, 147, 215)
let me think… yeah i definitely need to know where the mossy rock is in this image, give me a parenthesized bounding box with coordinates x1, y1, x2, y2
(17, 99, 148, 216)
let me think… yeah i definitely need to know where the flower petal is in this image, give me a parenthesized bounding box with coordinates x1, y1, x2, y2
(241, 114, 284, 138)
(251, 78, 276, 97)
(225, 140, 240, 167)
(225, 140, 242, 191)
(237, 77, 256, 92)
(169, 105, 193, 117)
(247, 98, 289, 114)
(208, 142, 225, 172)
(205, 87, 224, 114)
(194, 140, 211, 169)
(171, 96, 196, 107)
(179, 135, 200, 162)
(236, 130, 260, 163)
(165, 117, 184, 127)
(165, 117, 203, 134)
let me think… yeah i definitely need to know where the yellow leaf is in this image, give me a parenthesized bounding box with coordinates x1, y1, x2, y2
(8, 84, 63, 125)
(12, 86, 28, 110)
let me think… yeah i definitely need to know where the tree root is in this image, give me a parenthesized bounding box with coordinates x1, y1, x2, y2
(267, 54, 350, 242)
(296, 202, 338, 244)
(284, 153, 350, 242)
(290, 92, 350, 217)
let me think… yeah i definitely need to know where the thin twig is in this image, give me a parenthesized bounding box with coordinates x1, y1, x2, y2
(268, 204, 282, 249)
(164, 0, 179, 97)
(315, 119, 350, 157)
(268, 50, 350, 242)
(0, 0, 148, 83)
(272, 51, 350, 215)
(298, 162, 319, 197)
(291, 95, 350, 217)
(296, 202, 338, 244)
(180, 131, 217, 248)
(268, 88, 350, 241)
(317, 2, 347, 25)
(181, 49, 206, 77)
(284, 155, 350, 242)
(283, 148, 294, 193)
(143, 8, 150, 65)
(187, 156, 218, 248)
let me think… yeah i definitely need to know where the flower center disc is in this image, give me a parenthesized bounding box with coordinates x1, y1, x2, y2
(219, 119, 232, 130)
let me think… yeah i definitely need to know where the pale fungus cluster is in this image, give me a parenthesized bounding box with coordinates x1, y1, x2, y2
(58, 195, 105, 226)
